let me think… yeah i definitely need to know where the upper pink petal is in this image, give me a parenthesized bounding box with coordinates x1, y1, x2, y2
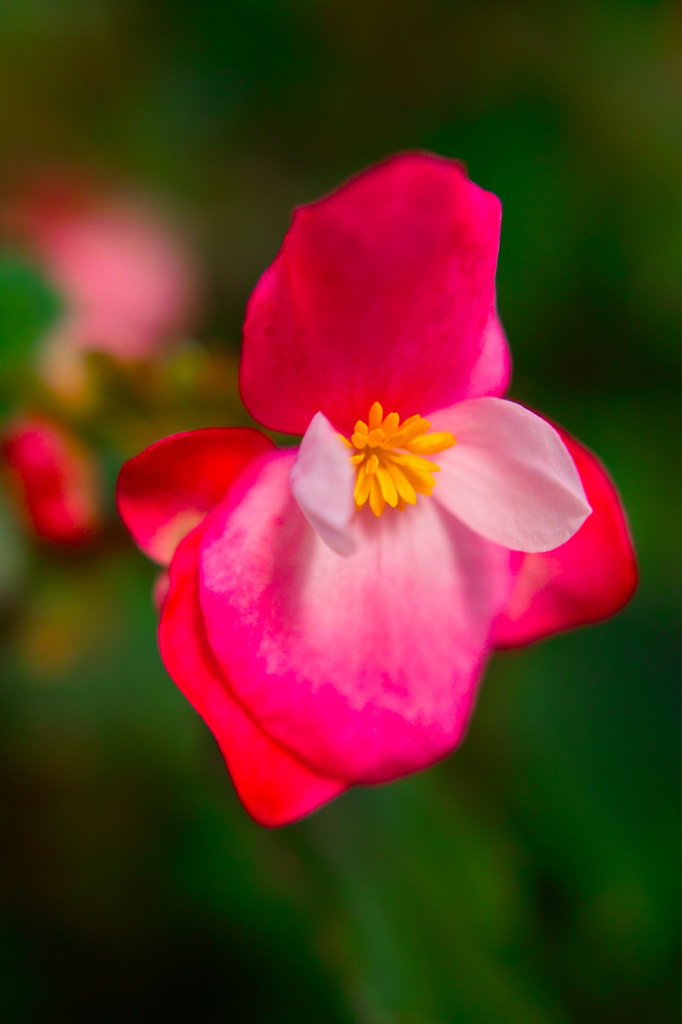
(159, 523, 346, 826)
(240, 152, 504, 435)
(198, 449, 512, 784)
(1, 416, 101, 546)
(432, 398, 591, 553)
(117, 428, 274, 565)
(492, 425, 637, 648)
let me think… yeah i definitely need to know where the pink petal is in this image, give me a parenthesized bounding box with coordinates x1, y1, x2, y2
(465, 307, 511, 399)
(160, 524, 346, 826)
(432, 398, 591, 552)
(1, 416, 101, 546)
(117, 428, 274, 565)
(492, 426, 637, 647)
(199, 449, 512, 784)
(152, 571, 170, 612)
(240, 152, 504, 435)
(289, 412, 356, 556)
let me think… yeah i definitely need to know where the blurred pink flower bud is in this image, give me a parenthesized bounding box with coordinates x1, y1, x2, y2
(5, 174, 200, 394)
(1, 416, 101, 546)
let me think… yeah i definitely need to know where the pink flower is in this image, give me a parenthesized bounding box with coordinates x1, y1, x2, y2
(2, 415, 101, 546)
(5, 175, 198, 395)
(117, 154, 637, 827)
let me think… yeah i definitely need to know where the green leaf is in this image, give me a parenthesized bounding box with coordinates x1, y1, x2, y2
(0, 255, 62, 396)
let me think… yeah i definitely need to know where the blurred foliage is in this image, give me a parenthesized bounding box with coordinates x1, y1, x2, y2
(0, 258, 61, 411)
(0, 1, 680, 1022)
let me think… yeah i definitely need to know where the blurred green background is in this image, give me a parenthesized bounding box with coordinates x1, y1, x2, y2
(0, 1, 680, 1021)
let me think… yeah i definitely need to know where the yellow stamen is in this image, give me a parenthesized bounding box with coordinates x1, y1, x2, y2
(369, 475, 386, 516)
(354, 468, 372, 505)
(368, 401, 384, 430)
(341, 404, 456, 517)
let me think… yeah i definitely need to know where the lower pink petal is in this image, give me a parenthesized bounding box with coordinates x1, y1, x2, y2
(492, 426, 637, 648)
(199, 450, 512, 784)
(117, 428, 273, 565)
(159, 524, 346, 827)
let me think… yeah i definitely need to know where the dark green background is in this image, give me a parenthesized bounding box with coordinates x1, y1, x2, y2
(0, 1, 680, 1021)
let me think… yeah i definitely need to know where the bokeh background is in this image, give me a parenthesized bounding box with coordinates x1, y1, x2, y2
(0, 1, 680, 1021)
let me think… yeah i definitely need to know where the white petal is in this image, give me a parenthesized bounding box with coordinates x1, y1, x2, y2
(431, 398, 591, 553)
(289, 411, 356, 556)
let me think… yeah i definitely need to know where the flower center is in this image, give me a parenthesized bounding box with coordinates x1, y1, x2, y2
(340, 401, 456, 517)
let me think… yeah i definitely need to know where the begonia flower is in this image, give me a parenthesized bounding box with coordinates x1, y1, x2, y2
(118, 153, 637, 827)
(2, 415, 101, 546)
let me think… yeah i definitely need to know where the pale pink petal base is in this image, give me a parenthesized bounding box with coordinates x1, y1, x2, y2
(160, 525, 347, 827)
(432, 398, 591, 552)
(289, 412, 356, 555)
(492, 427, 637, 647)
(199, 450, 512, 784)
